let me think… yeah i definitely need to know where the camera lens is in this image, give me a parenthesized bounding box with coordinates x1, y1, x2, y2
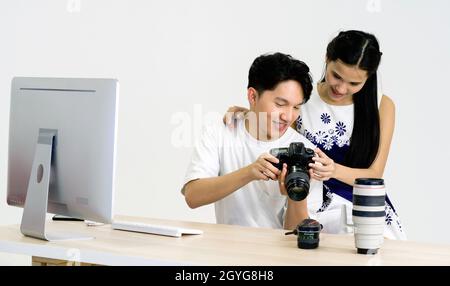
(297, 219, 322, 249)
(285, 166, 310, 201)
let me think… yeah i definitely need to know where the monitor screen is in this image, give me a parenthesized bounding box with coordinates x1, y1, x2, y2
(7, 77, 119, 231)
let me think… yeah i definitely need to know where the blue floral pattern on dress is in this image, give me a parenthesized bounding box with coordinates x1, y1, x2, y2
(335, 121, 347, 136)
(304, 129, 315, 143)
(317, 184, 333, 213)
(296, 117, 303, 130)
(396, 220, 403, 231)
(323, 139, 333, 150)
(330, 135, 338, 144)
(321, 113, 331, 124)
(386, 214, 393, 225)
(303, 118, 350, 151)
(385, 204, 393, 225)
(315, 131, 328, 145)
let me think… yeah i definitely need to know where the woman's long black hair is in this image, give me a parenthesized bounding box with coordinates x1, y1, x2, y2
(323, 30, 383, 168)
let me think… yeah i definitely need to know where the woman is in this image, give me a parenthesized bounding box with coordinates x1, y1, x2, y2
(225, 30, 406, 239)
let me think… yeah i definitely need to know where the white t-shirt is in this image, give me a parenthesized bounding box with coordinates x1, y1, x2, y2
(183, 119, 322, 229)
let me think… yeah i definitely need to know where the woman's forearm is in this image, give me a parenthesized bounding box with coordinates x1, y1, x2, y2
(333, 163, 382, 186)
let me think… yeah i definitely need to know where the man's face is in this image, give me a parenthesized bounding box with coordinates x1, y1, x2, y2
(247, 80, 304, 141)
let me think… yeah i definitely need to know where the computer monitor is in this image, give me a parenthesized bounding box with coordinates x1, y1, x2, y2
(7, 77, 119, 241)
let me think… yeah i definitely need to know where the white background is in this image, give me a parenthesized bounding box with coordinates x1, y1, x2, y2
(0, 0, 449, 265)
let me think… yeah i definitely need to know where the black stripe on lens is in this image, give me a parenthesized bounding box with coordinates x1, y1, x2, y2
(353, 195, 385, 206)
(352, 210, 385, 217)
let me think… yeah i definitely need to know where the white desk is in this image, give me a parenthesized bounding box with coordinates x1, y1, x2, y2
(1, 215, 450, 266)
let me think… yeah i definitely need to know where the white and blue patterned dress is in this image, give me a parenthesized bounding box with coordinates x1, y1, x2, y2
(298, 86, 406, 240)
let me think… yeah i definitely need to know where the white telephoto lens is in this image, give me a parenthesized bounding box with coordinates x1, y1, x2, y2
(352, 178, 386, 255)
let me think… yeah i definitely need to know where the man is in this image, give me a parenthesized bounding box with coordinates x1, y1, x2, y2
(182, 52, 321, 230)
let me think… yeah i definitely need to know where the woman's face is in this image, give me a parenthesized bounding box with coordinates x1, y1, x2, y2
(323, 59, 369, 105)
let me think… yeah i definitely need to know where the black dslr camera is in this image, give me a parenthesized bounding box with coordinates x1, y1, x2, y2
(269, 142, 315, 201)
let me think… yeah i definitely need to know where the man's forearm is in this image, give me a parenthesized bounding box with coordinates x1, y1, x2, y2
(284, 199, 308, 230)
(183, 166, 254, 208)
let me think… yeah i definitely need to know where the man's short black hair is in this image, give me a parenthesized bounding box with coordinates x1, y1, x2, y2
(247, 52, 313, 104)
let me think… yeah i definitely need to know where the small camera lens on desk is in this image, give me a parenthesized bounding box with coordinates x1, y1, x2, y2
(286, 218, 323, 249)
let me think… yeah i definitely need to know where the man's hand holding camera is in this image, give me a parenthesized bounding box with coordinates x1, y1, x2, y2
(248, 153, 287, 196)
(246, 153, 288, 196)
(246, 153, 281, 181)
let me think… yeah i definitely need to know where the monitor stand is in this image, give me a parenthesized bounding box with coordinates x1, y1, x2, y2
(20, 129, 93, 241)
